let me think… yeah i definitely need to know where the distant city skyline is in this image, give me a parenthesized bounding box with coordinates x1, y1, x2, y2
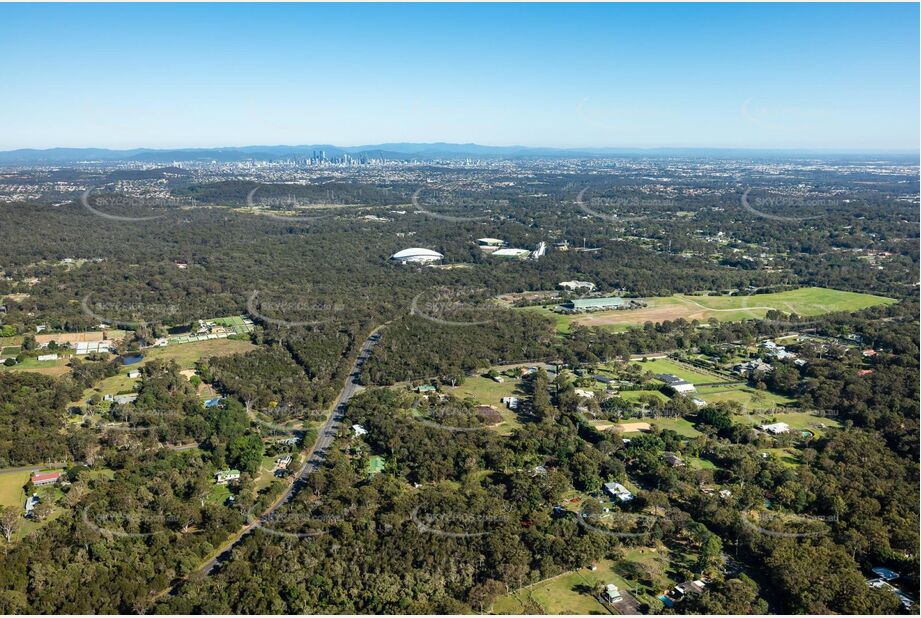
(1, 3, 918, 151)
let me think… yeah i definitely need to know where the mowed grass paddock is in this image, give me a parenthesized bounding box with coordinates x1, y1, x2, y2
(492, 562, 615, 614)
(523, 287, 895, 333)
(0, 470, 30, 508)
(447, 374, 526, 434)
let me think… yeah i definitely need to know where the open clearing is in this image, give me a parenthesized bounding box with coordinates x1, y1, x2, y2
(0, 356, 72, 377)
(593, 417, 702, 438)
(492, 561, 616, 614)
(632, 357, 795, 411)
(523, 287, 895, 333)
(597, 421, 651, 432)
(74, 338, 255, 406)
(139, 337, 256, 370)
(633, 358, 723, 385)
(0, 470, 30, 508)
(740, 411, 842, 437)
(445, 374, 526, 434)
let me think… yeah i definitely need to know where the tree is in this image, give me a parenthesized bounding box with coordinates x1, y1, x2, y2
(229, 433, 265, 474)
(467, 579, 505, 612)
(0, 506, 19, 542)
(32, 500, 53, 522)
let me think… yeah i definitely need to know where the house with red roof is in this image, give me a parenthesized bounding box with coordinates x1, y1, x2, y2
(30, 471, 62, 486)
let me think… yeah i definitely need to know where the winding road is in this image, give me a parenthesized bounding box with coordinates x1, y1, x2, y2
(150, 325, 384, 600)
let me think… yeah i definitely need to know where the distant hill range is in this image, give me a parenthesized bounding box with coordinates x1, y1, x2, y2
(0, 143, 914, 164)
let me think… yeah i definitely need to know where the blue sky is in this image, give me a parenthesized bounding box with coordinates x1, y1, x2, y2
(1, 3, 918, 151)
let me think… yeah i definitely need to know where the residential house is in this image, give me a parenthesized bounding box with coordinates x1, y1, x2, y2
(31, 471, 62, 486)
(215, 469, 241, 485)
(604, 584, 623, 603)
(657, 374, 696, 394)
(663, 452, 685, 467)
(603, 481, 634, 502)
(760, 422, 790, 435)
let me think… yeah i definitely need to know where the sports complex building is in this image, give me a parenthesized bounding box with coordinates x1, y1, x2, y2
(390, 247, 444, 264)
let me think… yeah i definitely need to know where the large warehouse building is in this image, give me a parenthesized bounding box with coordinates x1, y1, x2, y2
(561, 297, 625, 312)
(390, 247, 444, 264)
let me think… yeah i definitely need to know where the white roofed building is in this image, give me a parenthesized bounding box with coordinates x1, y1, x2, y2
(760, 422, 790, 434)
(390, 247, 444, 264)
(491, 248, 531, 259)
(558, 280, 596, 292)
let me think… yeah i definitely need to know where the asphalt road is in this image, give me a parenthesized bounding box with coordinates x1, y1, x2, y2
(0, 463, 68, 475)
(198, 327, 383, 576)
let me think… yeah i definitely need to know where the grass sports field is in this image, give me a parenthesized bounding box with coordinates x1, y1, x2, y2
(523, 287, 895, 333)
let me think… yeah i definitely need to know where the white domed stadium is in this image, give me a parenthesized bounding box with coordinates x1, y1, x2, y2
(390, 247, 444, 264)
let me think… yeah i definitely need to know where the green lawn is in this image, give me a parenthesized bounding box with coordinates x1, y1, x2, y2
(78, 371, 140, 405)
(447, 374, 526, 434)
(738, 411, 841, 437)
(687, 456, 717, 470)
(0, 355, 73, 377)
(646, 417, 702, 437)
(608, 417, 703, 438)
(208, 483, 232, 505)
(675, 287, 896, 316)
(519, 287, 896, 334)
(632, 358, 795, 411)
(142, 337, 256, 369)
(368, 456, 386, 476)
(494, 553, 674, 615)
(633, 358, 724, 385)
(762, 447, 803, 468)
(493, 562, 614, 614)
(0, 470, 30, 508)
(695, 384, 795, 411)
(517, 304, 579, 334)
(253, 455, 281, 492)
(71, 338, 254, 407)
(619, 389, 670, 402)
